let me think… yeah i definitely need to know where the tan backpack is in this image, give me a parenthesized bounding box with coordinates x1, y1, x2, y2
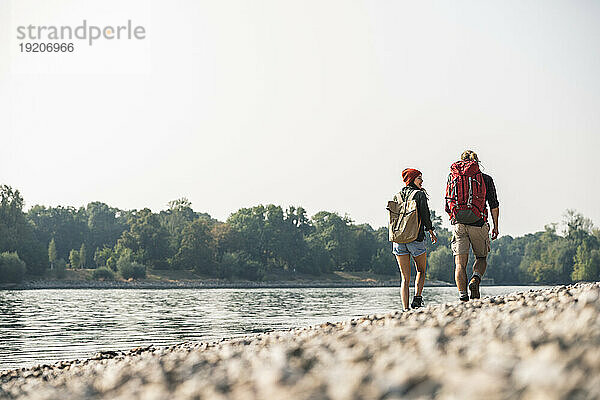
(387, 189, 421, 243)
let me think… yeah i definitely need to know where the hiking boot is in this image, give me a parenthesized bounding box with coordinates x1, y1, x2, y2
(411, 295, 424, 309)
(459, 293, 469, 302)
(469, 276, 481, 299)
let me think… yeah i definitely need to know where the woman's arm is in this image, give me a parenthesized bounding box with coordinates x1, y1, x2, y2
(417, 191, 433, 231)
(417, 191, 437, 244)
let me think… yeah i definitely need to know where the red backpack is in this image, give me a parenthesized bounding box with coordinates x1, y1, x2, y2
(445, 160, 487, 224)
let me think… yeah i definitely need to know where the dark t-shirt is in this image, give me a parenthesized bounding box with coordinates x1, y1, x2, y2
(468, 173, 499, 227)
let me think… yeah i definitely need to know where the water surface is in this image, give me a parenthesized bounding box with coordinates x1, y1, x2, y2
(0, 286, 542, 370)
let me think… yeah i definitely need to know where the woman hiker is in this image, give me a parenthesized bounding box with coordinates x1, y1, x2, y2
(392, 168, 437, 310)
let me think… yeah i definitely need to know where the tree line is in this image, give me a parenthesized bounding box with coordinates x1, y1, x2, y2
(0, 185, 598, 284)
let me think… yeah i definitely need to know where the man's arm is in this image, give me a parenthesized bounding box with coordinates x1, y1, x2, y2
(490, 207, 499, 240)
(483, 174, 500, 240)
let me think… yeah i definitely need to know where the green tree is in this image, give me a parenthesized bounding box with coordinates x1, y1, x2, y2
(160, 198, 200, 251)
(171, 217, 216, 273)
(297, 235, 331, 274)
(227, 204, 307, 271)
(487, 235, 531, 284)
(84, 202, 127, 257)
(48, 238, 58, 270)
(69, 249, 80, 269)
(352, 224, 378, 272)
(79, 243, 87, 268)
(264, 204, 308, 271)
(94, 246, 114, 268)
(0, 185, 48, 274)
(563, 209, 594, 239)
(285, 206, 312, 236)
(308, 211, 358, 271)
(519, 226, 573, 283)
(226, 205, 271, 264)
(0, 252, 27, 283)
(211, 222, 238, 263)
(427, 247, 454, 282)
(117, 208, 171, 269)
(572, 238, 600, 281)
(369, 227, 394, 275)
(370, 248, 397, 275)
(27, 205, 87, 262)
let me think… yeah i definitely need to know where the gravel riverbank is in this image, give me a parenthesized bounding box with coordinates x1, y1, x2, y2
(1, 282, 599, 399)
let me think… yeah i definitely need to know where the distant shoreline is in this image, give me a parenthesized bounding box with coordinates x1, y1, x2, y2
(0, 279, 549, 291)
(0, 279, 448, 290)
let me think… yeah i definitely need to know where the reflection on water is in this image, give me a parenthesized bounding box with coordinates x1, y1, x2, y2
(0, 286, 541, 370)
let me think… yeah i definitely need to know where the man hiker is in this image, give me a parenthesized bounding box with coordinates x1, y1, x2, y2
(445, 150, 499, 301)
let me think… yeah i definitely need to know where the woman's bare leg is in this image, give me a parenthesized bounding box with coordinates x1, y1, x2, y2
(395, 254, 411, 310)
(413, 252, 427, 297)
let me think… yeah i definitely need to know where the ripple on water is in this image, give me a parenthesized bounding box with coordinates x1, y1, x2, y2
(0, 286, 543, 370)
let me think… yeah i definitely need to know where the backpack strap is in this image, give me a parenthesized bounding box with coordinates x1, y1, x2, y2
(468, 176, 473, 207)
(408, 188, 419, 202)
(395, 188, 418, 222)
(399, 187, 418, 203)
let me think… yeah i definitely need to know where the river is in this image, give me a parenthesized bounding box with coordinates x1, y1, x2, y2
(0, 286, 543, 370)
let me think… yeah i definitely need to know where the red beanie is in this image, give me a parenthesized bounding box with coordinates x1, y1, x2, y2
(402, 168, 421, 185)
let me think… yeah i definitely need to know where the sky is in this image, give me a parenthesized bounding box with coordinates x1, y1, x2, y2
(1, 0, 599, 237)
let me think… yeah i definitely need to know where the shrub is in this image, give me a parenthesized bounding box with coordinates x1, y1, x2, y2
(0, 252, 27, 283)
(219, 251, 264, 281)
(53, 258, 67, 279)
(117, 258, 147, 280)
(18, 239, 48, 275)
(92, 267, 115, 281)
